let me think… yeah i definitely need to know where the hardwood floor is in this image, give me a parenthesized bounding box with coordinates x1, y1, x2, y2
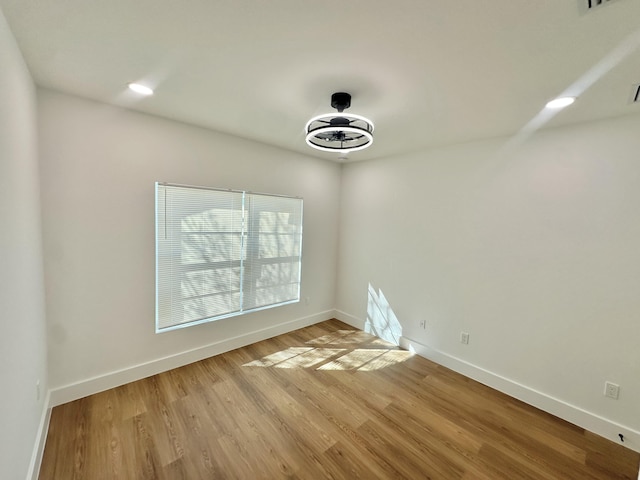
(39, 319, 639, 479)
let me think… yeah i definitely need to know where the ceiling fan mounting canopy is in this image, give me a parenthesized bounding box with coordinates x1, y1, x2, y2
(330, 92, 351, 112)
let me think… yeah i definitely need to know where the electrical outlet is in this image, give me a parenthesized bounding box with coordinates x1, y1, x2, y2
(604, 381, 619, 400)
(460, 332, 470, 345)
(419, 320, 426, 329)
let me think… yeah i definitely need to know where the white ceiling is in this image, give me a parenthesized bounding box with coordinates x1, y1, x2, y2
(2, 0, 640, 162)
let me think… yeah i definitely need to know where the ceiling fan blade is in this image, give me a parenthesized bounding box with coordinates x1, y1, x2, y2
(315, 132, 336, 140)
(342, 133, 365, 141)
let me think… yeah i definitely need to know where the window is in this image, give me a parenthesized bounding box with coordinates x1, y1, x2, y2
(156, 183, 303, 332)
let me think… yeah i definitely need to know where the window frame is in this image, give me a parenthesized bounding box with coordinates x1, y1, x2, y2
(155, 182, 303, 333)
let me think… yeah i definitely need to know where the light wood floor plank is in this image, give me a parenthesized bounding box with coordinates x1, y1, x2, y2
(39, 319, 640, 479)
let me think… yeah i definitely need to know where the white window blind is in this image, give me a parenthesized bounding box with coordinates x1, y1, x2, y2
(156, 183, 303, 332)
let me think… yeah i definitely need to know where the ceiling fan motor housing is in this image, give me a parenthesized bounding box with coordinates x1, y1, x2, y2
(330, 116, 350, 127)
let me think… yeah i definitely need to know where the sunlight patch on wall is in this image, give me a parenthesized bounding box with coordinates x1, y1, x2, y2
(366, 283, 402, 345)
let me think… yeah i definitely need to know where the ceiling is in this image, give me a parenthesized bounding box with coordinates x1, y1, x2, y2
(2, 0, 640, 162)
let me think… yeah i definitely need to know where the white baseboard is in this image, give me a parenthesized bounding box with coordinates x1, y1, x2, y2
(49, 310, 334, 407)
(26, 391, 51, 480)
(400, 334, 640, 454)
(334, 309, 366, 329)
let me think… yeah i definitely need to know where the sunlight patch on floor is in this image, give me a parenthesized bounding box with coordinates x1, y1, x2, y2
(306, 330, 380, 346)
(318, 349, 413, 371)
(243, 346, 413, 371)
(243, 326, 413, 371)
(243, 347, 346, 368)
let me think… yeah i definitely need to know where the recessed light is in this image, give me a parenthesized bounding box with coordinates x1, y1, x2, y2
(128, 83, 154, 96)
(545, 96, 576, 109)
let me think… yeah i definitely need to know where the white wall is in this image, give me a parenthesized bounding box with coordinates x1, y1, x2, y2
(0, 10, 48, 480)
(37, 89, 341, 401)
(337, 114, 640, 449)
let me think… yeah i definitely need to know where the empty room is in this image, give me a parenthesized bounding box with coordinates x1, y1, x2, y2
(1, 1, 639, 479)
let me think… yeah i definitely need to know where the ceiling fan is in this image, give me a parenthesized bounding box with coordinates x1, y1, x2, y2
(305, 92, 374, 153)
